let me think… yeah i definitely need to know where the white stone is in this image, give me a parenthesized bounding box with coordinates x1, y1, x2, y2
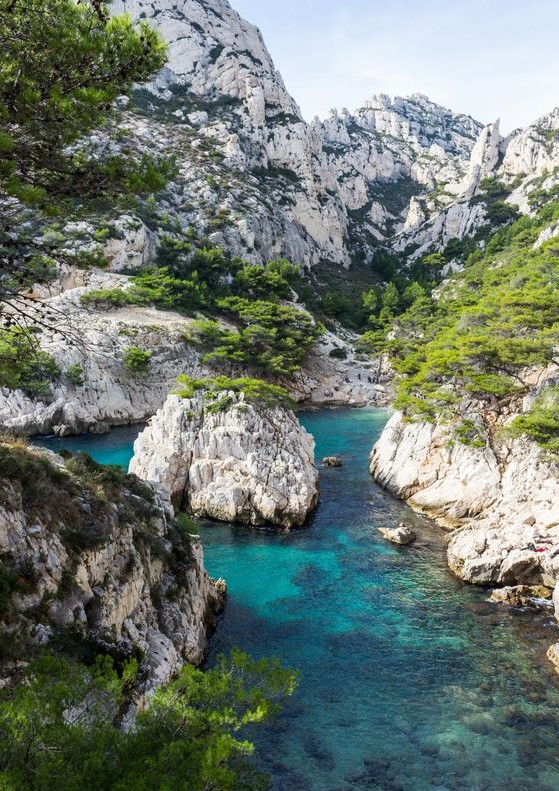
(130, 392, 318, 528)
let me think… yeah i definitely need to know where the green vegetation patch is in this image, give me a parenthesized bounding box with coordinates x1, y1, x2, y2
(175, 375, 292, 409)
(186, 298, 322, 376)
(509, 385, 559, 455)
(0, 328, 60, 396)
(0, 649, 297, 791)
(378, 200, 559, 447)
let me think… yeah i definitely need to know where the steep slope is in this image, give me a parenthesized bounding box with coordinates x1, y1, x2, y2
(369, 189, 559, 582)
(0, 442, 224, 687)
(396, 106, 559, 261)
(104, 0, 484, 273)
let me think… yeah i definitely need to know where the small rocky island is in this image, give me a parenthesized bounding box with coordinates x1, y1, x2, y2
(130, 378, 319, 529)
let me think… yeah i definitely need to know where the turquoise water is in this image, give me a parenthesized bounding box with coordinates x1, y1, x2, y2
(35, 424, 142, 468)
(34, 410, 559, 790)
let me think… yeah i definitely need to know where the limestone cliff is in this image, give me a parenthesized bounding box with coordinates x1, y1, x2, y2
(129, 391, 318, 528)
(0, 269, 385, 437)
(0, 442, 224, 688)
(370, 409, 559, 589)
(99, 0, 486, 271)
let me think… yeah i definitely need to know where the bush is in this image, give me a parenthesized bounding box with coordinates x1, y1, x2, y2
(122, 346, 151, 375)
(509, 386, 559, 455)
(0, 650, 297, 791)
(328, 346, 348, 360)
(175, 375, 292, 408)
(65, 364, 85, 386)
(0, 328, 60, 395)
(189, 298, 323, 376)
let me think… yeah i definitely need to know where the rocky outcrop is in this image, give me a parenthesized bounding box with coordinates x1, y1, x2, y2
(0, 269, 385, 437)
(370, 405, 559, 671)
(129, 391, 318, 528)
(0, 442, 224, 687)
(489, 585, 552, 608)
(370, 411, 559, 587)
(378, 522, 416, 546)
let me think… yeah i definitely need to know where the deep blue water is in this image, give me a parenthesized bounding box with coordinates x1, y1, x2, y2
(34, 410, 559, 791)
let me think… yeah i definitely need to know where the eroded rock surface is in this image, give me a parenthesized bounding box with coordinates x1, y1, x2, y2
(378, 522, 416, 546)
(130, 392, 319, 528)
(370, 410, 559, 587)
(0, 443, 223, 689)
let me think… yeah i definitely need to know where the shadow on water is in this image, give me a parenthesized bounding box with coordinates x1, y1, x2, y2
(33, 408, 559, 791)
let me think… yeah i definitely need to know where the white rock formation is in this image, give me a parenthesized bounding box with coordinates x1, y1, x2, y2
(378, 522, 416, 545)
(102, 0, 487, 269)
(370, 411, 559, 588)
(130, 391, 319, 528)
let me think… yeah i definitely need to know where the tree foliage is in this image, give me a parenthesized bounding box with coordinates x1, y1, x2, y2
(0, 0, 167, 206)
(0, 0, 168, 387)
(383, 200, 559, 428)
(0, 650, 297, 791)
(188, 298, 323, 376)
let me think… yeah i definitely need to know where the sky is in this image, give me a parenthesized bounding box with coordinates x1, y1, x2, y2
(232, 0, 559, 134)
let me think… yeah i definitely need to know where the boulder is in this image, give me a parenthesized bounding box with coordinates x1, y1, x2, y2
(323, 456, 342, 467)
(129, 392, 319, 529)
(489, 585, 552, 608)
(378, 522, 417, 546)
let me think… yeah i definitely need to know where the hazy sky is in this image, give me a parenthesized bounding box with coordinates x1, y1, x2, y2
(233, 0, 559, 133)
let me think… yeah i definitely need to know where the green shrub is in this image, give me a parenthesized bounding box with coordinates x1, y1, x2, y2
(65, 364, 85, 386)
(190, 297, 322, 375)
(509, 386, 559, 455)
(175, 375, 292, 408)
(80, 288, 132, 308)
(0, 650, 297, 791)
(122, 346, 151, 375)
(329, 346, 348, 360)
(0, 328, 60, 395)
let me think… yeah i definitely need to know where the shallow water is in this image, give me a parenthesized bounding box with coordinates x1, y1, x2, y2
(34, 409, 559, 791)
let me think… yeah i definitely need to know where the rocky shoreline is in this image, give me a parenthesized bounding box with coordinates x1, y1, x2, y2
(370, 409, 559, 670)
(0, 269, 389, 439)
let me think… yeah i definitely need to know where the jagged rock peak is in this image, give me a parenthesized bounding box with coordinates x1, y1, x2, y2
(110, 0, 301, 117)
(351, 93, 483, 156)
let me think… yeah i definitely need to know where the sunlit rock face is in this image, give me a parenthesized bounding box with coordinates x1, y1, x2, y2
(0, 444, 224, 689)
(129, 392, 319, 528)
(107, 0, 491, 270)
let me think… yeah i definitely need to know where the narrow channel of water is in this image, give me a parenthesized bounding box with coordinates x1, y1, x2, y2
(35, 409, 559, 791)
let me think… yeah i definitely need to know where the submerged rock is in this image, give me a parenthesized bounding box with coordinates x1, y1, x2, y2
(490, 585, 553, 608)
(129, 392, 319, 529)
(378, 522, 417, 545)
